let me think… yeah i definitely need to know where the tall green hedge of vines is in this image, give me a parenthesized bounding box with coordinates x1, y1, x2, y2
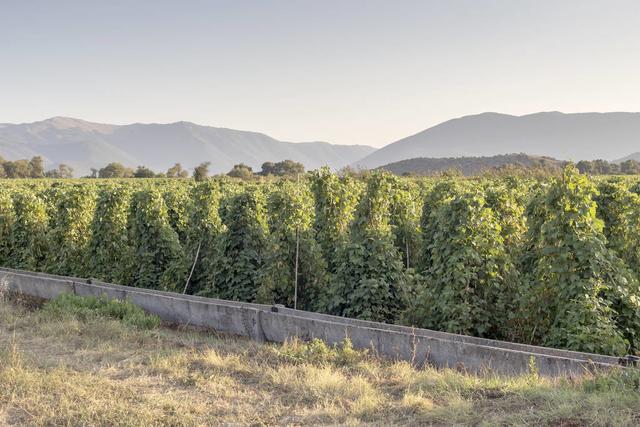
(1, 169, 640, 356)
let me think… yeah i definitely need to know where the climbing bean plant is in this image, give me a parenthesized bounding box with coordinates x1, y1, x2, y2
(0, 168, 639, 356)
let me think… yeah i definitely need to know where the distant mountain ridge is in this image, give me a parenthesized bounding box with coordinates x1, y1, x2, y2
(353, 112, 640, 169)
(377, 153, 564, 176)
(615, 152, 640, 163)
(0, 117, 376, 175)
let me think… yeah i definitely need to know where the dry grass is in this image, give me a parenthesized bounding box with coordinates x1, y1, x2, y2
(1, 295, 639, 426)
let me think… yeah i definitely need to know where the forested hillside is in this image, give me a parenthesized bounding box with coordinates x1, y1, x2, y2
(377, 153, 564, 176)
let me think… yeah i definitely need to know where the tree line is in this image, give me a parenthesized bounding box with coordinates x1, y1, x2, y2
(576, 158, 640, 175)
(90, 159, 305, 180)
(0, 155, 306, 181)
(0, 156, 73, 179)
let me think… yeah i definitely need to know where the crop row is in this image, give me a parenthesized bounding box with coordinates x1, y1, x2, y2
(1, 166, 640, 356)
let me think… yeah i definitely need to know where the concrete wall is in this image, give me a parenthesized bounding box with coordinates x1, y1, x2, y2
(0, 267, 623, 377)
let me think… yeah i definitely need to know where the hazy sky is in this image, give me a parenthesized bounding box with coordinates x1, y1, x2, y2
(2, 0, 640, 147)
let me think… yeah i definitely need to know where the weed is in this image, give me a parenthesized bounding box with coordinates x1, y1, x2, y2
(42, 293, 160, 329)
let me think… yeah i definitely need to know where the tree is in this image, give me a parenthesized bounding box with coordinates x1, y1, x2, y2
(3, 160, 31, 178)
(29, 156, 45, 178)
(45, 164, 74, 178)
(260, 162, 276, 176)
(99, 162, 134, 178)
(620, 159, 640, 175)
(259, 160, 305, 176)
(227, 163, 254, 179)
(576, 160, 592, 174)
(133, 165, 157, 178)
(166, 163, 189, 178)
(193, 162, 210, 182)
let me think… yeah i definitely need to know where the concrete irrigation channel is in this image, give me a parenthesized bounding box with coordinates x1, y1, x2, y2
(0, 267, 633, 377)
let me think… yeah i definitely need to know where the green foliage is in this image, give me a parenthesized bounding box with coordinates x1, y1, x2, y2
(326, 172, 410, 322)
(519, 165, 640, 355)
(257, 179, 328, 310)
(595, 179, 640, 277)
(309, 167, 362, 273)
(166, 163, 189, 178)
(183, 181, 225, 295)
(85, 185, 132, 283)
(483, 177, 528, 256)
(227, 163, 254, 179)
(162, 182, 193, 245)
(193, 162, 210, 182)
(133, 166, 158, 178)
(408, 187, 516, 338)
(418, 180, 460, 273)
(126, 188, 187, 291)
(205, 187, 269, 302)
(389, 179, 422, 269)
(8, 191, 50, 270)
(99, 162, 134, 178)
(275, 337, 367, 366)
(259, 159, 305, 176)
(3, 170, 640, 357)
(43, 293, 160, 329)
(0, 190, 15, 266)
(46, 184, 97, 276)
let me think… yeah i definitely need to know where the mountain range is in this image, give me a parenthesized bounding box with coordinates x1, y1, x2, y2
(0, 117, 375, 176)
(355, 112, 640, 169)
(2, 112, 640, 176)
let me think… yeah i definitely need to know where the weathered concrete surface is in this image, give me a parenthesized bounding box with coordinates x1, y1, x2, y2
(0, 267, 623, 376)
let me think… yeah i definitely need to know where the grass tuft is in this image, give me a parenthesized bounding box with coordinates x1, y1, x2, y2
(274, 337, 368, 367)
(42, 293, 160, 329)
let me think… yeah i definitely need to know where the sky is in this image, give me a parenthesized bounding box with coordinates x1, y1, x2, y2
(2, 0, 640, 147)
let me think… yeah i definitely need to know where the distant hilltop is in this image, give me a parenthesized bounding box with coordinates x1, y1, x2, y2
(4, 112, 640, 176)
(0, 117, 375, 176)
(353, 112, 640, 169)
(377, 153, 564, 176)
